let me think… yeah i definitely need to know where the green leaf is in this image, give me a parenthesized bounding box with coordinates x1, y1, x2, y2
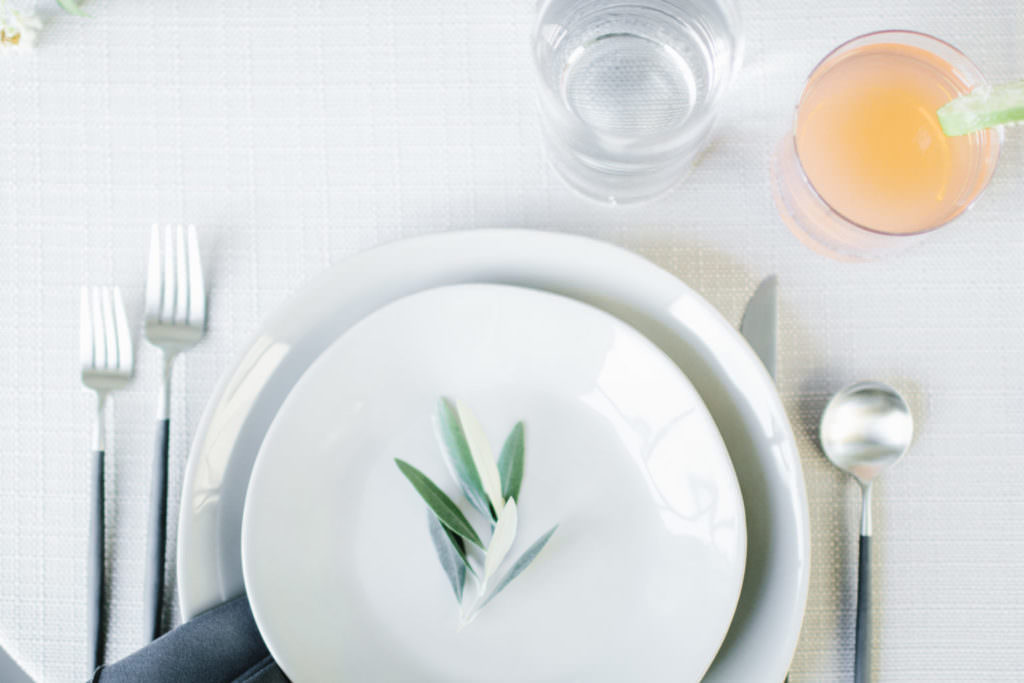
(497, 422, 525, 503)
(456, 400, 505, 514)
(477, 525, 558, 611)
(443, 522, 478, 579)
(56, 0, 89, 17)
(482, 498, 518, 588)
(435, 397, 491, 518)
(395, 459, 483, 549)
(427, 513, 466, 602)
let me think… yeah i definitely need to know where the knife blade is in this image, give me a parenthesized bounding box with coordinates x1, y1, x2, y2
(740, 275, 778, 381)
(0, 642, 33, 683)
(741, 277, 786, 683)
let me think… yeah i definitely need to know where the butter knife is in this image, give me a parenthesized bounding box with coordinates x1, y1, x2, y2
(0, 642, 33, 683)
(740, 275, 784, 682)
(740, 275, 778, 381)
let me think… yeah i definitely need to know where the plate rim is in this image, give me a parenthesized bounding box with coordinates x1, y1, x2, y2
(240, 282, 747, 682)
(178, 228, 809, 681)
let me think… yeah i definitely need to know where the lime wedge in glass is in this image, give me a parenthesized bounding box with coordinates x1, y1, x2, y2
(937, 79, 1024, 136)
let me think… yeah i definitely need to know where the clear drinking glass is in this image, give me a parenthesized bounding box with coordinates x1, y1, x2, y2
(532, 0, 743, 204)
(771, 31, 1002, 261)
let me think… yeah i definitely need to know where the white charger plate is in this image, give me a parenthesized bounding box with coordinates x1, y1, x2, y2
(241, 284, 746, 682)
(178, 229, 809, 682)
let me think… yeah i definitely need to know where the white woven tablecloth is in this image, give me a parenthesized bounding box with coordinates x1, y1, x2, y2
(1, 0, 1022, 680)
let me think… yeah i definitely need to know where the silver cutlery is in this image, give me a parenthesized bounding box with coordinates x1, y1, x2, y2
(820, 381, 914, 683)
(80, 286, 134, 670)
(740, 276, 786, 682)
(143, 225, 206, 640)
(740, 275, 777, 380)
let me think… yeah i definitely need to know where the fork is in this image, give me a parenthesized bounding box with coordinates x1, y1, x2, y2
(80, 286, 134, 671)
(143, 224, 206, 640)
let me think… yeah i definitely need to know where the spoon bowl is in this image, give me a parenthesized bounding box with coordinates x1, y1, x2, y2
(820, 381, 914, 484)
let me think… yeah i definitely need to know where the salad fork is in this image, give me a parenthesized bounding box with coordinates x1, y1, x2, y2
(143, 224, 206, 640)
(80, 286, 134, 671)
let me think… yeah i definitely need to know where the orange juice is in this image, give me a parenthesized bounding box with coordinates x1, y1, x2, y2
(795, 43, 990, 234)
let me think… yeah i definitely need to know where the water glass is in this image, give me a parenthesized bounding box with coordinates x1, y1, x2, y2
(532, 0, 743, 204)
(771, 31, 1001, 261)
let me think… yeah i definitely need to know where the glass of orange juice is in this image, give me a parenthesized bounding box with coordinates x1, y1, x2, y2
(771, 31, 1001, 260)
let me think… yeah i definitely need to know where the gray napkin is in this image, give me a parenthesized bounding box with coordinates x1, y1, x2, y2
(0, 641, 33, 683)
(89, 596, 288, 683)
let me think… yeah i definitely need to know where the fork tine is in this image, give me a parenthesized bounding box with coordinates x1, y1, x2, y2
(161, 225, 176, 323)
(186, 225, 205, 328)
(101, 287, 117, 371)
(80, 286, 94, 370)
(90, 287, 105, 370)
(113, 287, 133, 373)
(175, 224, 188, 323)
(146, 224, 162, 323)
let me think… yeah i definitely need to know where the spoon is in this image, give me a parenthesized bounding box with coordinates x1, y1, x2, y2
(820, 381, 914, 683)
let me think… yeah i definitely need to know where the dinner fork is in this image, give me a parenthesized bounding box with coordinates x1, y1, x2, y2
(143, 224, 206, 641)
(80, 286, 134, 671)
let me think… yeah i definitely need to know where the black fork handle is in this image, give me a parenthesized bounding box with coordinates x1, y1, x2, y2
(88, 449, 105, 672)
(143, 419, 170, 641)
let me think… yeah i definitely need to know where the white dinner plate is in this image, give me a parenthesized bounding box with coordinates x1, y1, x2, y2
(178, 229, 809, 682)
(241, 284, 746, 682)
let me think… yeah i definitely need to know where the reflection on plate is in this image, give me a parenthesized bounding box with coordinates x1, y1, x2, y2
(242, 285, 745, 682)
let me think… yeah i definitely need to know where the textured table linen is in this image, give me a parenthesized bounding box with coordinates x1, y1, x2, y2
(0, 0, 1022, 680)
